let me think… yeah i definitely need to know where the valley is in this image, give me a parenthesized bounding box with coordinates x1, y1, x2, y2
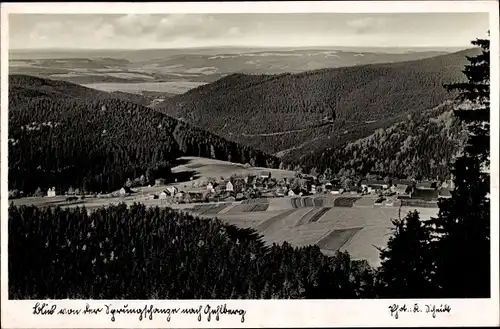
(5, 9, 493, 304)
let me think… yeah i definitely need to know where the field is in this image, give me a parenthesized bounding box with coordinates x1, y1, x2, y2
(9, 156, 439, 267)
(180, 197, 439, 267)
(81, 81, 206, 95)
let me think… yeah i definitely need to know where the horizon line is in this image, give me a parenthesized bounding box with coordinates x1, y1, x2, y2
(9, 45, 471, 51)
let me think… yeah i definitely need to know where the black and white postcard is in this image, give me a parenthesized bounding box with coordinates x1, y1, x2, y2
(1, 1, 499, 328)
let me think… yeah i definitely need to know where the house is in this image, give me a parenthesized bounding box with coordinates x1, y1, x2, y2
(226, 181, 234, 192)
(275, 188, 285, 197)
(47, 187, 56, 197)
(360, 184, 372, 192)
(166, 186, 178, 195)
(411, 188, 439, 201)
(310, 185, 317, 194)
(363, 180, 389, 190)
(214, 184, 225, 194)
(330, 186, 344, 195)
(155, 178, 166, 186)
(174, 192, 185, 201)
(267, 180, 277, 189)
(119, 187, 127, 196)
(416, 181, 436, 189)
(392, 179, 414, 186)
(254, 181, 264, 190)
(397, 194, 411, 200)
(438, 188, 452, 199)
(441, 179, 455, 190)
(261, 191, 275, 198)
(394, 184, 410, 195)
(47, 188, 56, 197)
(206, 183, 215, 193)
(159, 191, 168, 199)
(288, 190, 296, 196)
(260, 171, 271, 179)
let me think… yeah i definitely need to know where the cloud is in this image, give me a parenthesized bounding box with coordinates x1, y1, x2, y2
(28, 21, 66, 41)
(9, 13, 488, 49)
(113, 14, 157, 36)
(107, 14, 248, 43)
(346, 17, 386, 34)
(95, 23, 115, 39)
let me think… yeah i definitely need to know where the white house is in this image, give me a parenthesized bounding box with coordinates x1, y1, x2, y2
(47, 187, 56, 197)
(288, 190, 296, 196)
(119, 187, 127, 196)
(166, 186, 178, 195)
(310, 185, 317, 194)
(159, 191, 168, 199)
(206, 183, 215, 193)
(226, 181, 234, 192)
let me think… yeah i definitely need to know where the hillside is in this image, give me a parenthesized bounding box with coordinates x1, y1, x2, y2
(8, 75, 278, 195)
(9, 203, 376, 299)
(288, 102, 466, 180)
(155, 48, 479, 157)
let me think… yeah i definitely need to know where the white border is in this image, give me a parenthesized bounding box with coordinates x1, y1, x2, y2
(1, 2, 499, 328)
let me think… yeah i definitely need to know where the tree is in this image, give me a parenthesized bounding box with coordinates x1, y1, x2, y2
(377, 211, 435, 297)
(33, 187, 43, 197)
(428, 35, 491, 297)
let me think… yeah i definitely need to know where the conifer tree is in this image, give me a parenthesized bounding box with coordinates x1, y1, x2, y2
(377, 211, 435, 297)
(429, 35, 491, 297)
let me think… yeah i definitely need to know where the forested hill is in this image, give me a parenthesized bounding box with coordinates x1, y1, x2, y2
(8, 75, 279, 195)
(286, 101, 467, 180)
(155, 48, 479, 157)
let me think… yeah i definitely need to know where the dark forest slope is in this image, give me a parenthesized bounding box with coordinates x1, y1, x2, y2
(8, 75, 278, 195)
(289, 101, 466, 180)
(155, 48, 479, 157)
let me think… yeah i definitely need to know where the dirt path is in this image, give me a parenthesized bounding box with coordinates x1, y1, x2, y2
(241, 127, 312, 137)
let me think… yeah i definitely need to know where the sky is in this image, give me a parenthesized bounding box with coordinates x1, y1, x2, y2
(9, 13, 490, 49)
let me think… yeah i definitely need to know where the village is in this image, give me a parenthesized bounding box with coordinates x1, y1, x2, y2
(9, 152, 454, 210)
(37, 170, 454, 208)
